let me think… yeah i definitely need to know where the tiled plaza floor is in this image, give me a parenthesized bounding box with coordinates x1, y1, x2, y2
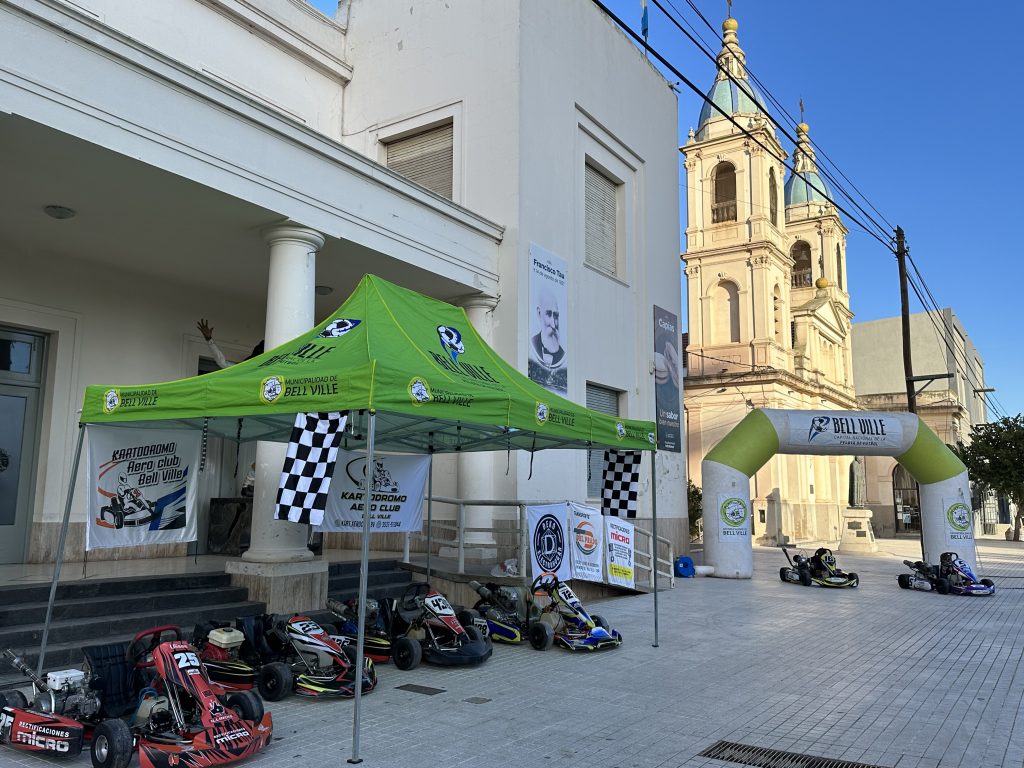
(5, 538, 1024, 768)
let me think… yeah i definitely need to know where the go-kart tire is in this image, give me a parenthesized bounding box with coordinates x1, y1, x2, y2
(257, 661, 292, 702)
(91, 718, 133, 768)
(799, 569, 813, 587)
(897, 574, 911, 589)
(936, 577, 951, 595)
(779, 567, 789, 582)
(464, 625, 486, 645)
(528, 621, 554, 651)
(456, 608, 479, 628)
(341, 644, 359, 665)
(392, 637, 422, 670)
(982, 578, 995, 588)
(227, 690, 264, 723)
(592, 614, 610, 631)
(0, 689, 28, 709)
(847, 572, 859, 587)
(320, 623, 338, 636)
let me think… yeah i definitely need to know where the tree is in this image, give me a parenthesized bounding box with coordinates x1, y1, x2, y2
(952, 415, 1024, 540)
(687, 479, 703, 539)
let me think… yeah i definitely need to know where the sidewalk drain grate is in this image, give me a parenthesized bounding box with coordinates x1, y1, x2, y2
(698, 740, 884, 768)
(395, 684, 445, 696)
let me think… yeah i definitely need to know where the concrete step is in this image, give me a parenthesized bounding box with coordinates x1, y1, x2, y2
(0, 572, 231, 605)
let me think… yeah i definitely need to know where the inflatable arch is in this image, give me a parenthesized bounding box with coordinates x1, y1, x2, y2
(703, 409, 976, 578)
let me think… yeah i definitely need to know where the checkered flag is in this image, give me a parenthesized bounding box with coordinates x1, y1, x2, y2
(601, 450, 640, 518)
(275, 412, 347, 525)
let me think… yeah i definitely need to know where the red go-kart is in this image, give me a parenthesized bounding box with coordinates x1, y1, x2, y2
(0, 625, 272, 768)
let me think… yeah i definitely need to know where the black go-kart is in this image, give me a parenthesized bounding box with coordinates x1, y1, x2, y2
(897, 552, 995, 596)
(780, 547, 859, 588)
(383, 583, 491, 670)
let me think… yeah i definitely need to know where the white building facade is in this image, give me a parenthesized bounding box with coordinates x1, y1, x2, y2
(0, 0, 684, 604)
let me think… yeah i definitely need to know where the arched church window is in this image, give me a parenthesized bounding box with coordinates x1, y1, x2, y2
(713, 281, 741, 344)
(712, 162, 737, 223)
(790, 241, 812, 288)
(768, 168, 778, 226)
(836, 244, 844, 290)
(773, 285, 783, 344)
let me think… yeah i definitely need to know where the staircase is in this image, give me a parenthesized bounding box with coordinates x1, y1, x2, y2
(0, 572, 264, 690)
(326, 559, 412, 602)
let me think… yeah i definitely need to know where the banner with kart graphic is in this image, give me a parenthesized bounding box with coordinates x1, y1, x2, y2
(605, 516, 635, 589)
(85, 425, 200, 550)
(568, 503, 604, 583)
(528, 503, 572, 581)
(315, 451, 430, 532)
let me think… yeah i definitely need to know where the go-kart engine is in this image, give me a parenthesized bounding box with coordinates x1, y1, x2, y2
(33, 687, 100, 720)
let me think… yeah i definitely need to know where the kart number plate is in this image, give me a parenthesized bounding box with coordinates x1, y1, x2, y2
(425, 595, 454, 616)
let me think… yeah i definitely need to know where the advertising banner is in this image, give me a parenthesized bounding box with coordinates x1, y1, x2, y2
(528, 243, 568, 396)
(528, 503, 572, 581)
(316, 451, 429, 532)
(568, 503, 604, 583)
(653, 305, 681, 452)
(85, 425, 200, 550)
(718, 494, 750, 540)
(605, 516, 635, 589)
(942, 497, 975, 549)
(786, 412, 904, 453)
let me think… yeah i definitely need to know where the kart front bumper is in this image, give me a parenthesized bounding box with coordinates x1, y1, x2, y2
(138, 712, 273, 768)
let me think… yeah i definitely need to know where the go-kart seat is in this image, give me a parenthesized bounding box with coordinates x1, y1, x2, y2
(236, 615, 278, 661)
(82, 641, 137, 719)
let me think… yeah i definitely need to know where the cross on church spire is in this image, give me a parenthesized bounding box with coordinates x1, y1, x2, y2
(799, 98, 805, 123)
(727, 0, 732, 18)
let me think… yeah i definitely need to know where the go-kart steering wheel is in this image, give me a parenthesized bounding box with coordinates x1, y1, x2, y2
(128, 625, 182, 669)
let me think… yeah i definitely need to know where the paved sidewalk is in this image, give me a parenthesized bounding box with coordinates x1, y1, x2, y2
(6, 539, 1024, 768)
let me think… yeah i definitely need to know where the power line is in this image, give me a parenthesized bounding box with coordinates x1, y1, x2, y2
(648, 0, 893, 243)
(589, 0, 895, 254)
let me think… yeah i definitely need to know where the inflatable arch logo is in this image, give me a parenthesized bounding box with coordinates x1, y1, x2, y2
(701, 409, 977, 579)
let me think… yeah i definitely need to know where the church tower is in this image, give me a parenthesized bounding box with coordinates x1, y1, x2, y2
(682, 17, 857, 546)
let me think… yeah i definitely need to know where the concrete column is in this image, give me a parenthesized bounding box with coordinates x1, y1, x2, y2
(227, 223, 328, 612)
(447, 294, 499, 562)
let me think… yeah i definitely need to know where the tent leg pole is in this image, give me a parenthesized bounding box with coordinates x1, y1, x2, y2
(650, 450, 659, 649)
(349, 412, 375, 765)
(426, 453, 433, 582)
(38, 425, 85, 676)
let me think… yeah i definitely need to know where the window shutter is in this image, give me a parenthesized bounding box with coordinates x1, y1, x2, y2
(386, 123, 454, 199)
(586, 384, 620, 499)
(585, 164, 617, 275)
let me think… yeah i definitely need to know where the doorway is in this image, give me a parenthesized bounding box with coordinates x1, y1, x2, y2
(0, 328, 45, 563)
(892, 464, 920, 534)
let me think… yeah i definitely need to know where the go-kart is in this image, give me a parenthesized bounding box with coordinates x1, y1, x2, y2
(197, 615, 376, 700)
(457, 580, 539, 645)
(0, 625, 271, 768)
(382, 583, 491, 670)
(98, 490, 157, 530)
(779, 547, 859, 588)
(525, 575, 622, 651)
(321, 597, 393, 663)
(898, 552, 995, 596)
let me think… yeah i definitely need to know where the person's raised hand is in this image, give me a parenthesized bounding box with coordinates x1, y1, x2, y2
(197, 318, 214, 341)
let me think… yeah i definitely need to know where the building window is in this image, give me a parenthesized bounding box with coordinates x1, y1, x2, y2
(790, 320, 797, 348)
(835, 244, 843, 290)
(586, 384, 620, 499)
(385, 122, 454, 199)
(712, 162, 737, 223)
(790, 241, 812, 288)
(768, 168, 778, 226)
(713, 281, 741, 344)
(584, 164, 618, 276)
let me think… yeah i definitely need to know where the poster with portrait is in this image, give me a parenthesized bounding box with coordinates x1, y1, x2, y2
(85, 425, 200, 550)
(528, 243, 568, 396)
(653, 305, 681, 452)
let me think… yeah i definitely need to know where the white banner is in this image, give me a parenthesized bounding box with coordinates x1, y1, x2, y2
(785, 412, 904, 453)
(605, 516, 635, 589)
(315, 451, 429, 532)
(942, 497, 975, 550)
(718, 494, 750, 540)
(569, 503, 604, 583)
(86, 426, 200, 550)
(528, 503, 571, 581)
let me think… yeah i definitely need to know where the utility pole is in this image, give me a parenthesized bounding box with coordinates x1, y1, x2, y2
(895, 226, 916, 414)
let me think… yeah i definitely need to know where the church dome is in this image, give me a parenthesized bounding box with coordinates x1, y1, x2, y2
(784, 122, 830, 205)
(695, 18, 770, 139)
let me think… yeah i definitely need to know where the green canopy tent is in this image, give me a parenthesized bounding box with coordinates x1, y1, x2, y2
(44, 274, 659, 761)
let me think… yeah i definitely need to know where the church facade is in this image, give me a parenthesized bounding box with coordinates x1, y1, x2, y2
(682, 17, 857, 546)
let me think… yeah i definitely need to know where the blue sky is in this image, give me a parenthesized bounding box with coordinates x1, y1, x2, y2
(307, 1, 1023, 421)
